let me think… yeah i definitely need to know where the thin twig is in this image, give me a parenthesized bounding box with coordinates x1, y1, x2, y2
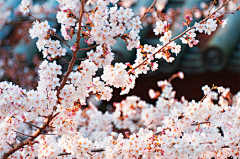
(52, 32, 71, 49)
(91, 148, 105, 152)
(140, 0, 157, 21)
(41, 133, 57, 135)
(6, 142, 14, 148)
(58, 153, 71, 156)
(16, 137, 22, 142)
(191, 121, 210, 125)
(24, 122, 41, 129)
(12, 129, 33, 138)
(200, 85, 216, 102)
(76, 58, 86, 61)
(27, 13, 40, 22)
(58, 56, 70, 64)
(78, 44, 99, 51)
(208, 0, 217, 16)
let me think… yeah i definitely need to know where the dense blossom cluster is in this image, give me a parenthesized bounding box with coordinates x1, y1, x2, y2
(0, 0, 239, 158)
(2, 76, 240, 158)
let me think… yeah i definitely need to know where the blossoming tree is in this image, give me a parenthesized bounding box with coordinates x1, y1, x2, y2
(0, 0, 240, 158)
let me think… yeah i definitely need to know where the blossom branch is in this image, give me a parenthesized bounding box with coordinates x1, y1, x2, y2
(2, 113, 56, 159)
(207, 0, 217, 16)
(200, 84, 217, 102)
(27, 13, 40, 22)
(128, 0, 231, 74)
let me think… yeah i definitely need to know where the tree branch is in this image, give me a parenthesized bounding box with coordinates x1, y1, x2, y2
(2, 113, 56, 159)
(56, 1, 85, 98)
(128, 0, 231, 74)
(140, 0, 157, 21)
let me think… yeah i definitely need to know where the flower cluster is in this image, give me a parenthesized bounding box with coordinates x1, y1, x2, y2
(42, 39, 67, 58)
(56, 0, 80, 40)
(87, 0, 141, 50)
(28, 20, 67, 59)
(0, 0, 239, 158)
(101, 63, 136, 95)
(86, 45, 114, 68)
(4, 77, 239, 158)
(195, 18, 218, 35)
(19, 0, 30, 14)
(38, 60, 62, 91)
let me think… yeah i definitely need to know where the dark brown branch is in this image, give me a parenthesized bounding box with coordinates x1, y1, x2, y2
(58, 153, 71, 156)
(191, 121, 210, 125)
(56, 1, 85, 98)
(6, 142, 14, 148)
(2, 113, 57, 159)
(24, 122, 41, 129)
(16, 137, 23, 142)
(12, 129, 33, 138)
(91, 148, 105, 152)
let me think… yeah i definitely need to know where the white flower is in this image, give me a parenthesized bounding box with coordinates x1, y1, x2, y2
(202, 85, 210, 95)
(153, 20, 167, 35)
(217, 86, 225, 94)
(178, 72, 184, 79)
(221, 19, 228, 28)
(143, 44, 151, 53)
(20, 5, 29, 14)
(205, 19, 217, 35)
(195, 22, 206, 33)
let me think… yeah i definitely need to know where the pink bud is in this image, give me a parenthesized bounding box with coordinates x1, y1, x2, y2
(125, 62, 131, 66)
(47, 56, 53, 61)
(193, 40, 199, 45)
(71, 45, 76, 51)
(182, 22, 187, 26)
(177, 71, 184, 79)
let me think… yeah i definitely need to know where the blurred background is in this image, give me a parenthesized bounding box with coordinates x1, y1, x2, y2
(0, 0, 239, 110)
